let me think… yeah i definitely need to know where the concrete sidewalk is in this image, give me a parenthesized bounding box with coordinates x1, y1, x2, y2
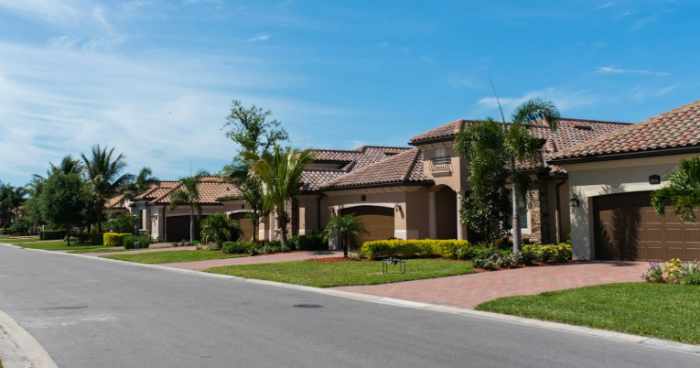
(336, 261, 648, 308)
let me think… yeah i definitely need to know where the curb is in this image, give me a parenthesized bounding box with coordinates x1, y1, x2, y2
(0, 309, 58, 368)
(2, 243, 700, 356)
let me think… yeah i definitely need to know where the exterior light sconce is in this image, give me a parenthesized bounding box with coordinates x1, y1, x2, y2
(649, 175, 661, 185)
(570, 194, 581, 208)
(394, 204, 404, 218)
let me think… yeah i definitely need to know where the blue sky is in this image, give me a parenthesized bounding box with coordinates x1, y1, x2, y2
(1, 0, 697, 185)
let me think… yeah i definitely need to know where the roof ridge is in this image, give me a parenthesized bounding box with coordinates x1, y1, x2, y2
(559, 117, 633, 125)
(322, 148, 418, 187)
(402, 149, 421, 182)
(150, 183, 182, 204)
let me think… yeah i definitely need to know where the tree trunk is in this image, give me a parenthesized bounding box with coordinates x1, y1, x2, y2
(66, 225, 72, 246)
(343, 232, 348, 258)
(189, 210, 195, 244)
(252, 216, 259, 242)
(511, 180, 521, 255)
(277, 208, 288, 244)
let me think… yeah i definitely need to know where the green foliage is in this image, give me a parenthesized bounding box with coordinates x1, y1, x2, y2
(651, 157, 700, 222)
(252, 146, 313, 243)
(645, 259, 700, 285)
(123, 167, 159, 200)
(40, 170, 91, 244)
(360, 239, 470, 260)
(455, 119, 511, 244)
(105, 213, 136, 233)
(170, 174, 206, 244)
(521, 243, 573, 264)
(40, 230, 67, 240)
(81, 145, 129, 232)
(0, 182, 26, 229)
(323, 214, 365, 257)
(644, 263, 665, 283)
(222, 240, 257, 254)
(287, 233, 328, 251)
(224, 99, 289, 159)
(123, 234, 151, 250)
(103, 232, 130, 247)
(200, 213, 237, 249)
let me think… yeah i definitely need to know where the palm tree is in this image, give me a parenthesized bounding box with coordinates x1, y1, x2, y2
(81, 146, 130, 233)
(652, 157, 700, 221)
(498, 99, 560, 254)
(169, 174, 202, 244)
(223, 159, 268, 242)
(252, 146, 312, 244)
(50, 155, 83, 176)
(323, 214, 365, 258)
(123, 167, 159, 200)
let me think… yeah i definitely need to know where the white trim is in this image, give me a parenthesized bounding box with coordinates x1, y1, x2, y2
(226, 209, 253, 215)
(338, 202, 397, 210)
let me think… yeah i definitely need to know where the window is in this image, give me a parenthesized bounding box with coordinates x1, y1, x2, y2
(517, 194, 529, 231)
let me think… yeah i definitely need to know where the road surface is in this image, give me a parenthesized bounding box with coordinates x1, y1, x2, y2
(0, 245, 696, 367)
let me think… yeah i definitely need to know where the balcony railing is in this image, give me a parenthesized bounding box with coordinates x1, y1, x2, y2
(430, 156, 452, 176)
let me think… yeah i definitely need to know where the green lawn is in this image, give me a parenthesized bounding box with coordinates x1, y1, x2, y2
(477, 283, 700, 345)
(206, 258, 474, 288)
(4, 239, 107, 252)
(106, 250, 245, 264)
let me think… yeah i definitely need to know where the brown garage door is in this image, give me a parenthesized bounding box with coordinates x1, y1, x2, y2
(594, 192, 700, 261)
(340, 206, 394, 247)
(230, 213, 254, 241)
(166, 215, 192, 242)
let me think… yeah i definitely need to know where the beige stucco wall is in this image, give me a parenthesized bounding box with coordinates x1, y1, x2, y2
(419, 141, 467, 193)
(562, 154, 694, 260)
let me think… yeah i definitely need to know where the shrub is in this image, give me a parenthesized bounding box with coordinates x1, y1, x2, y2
(521, 244, 572, 264)
(663, 258, 684, 284)
(76, 231, 103, 245)
(103, 232, 129, 247)
(288, 233, 328, 251)
(105, 213, 136, 233)
(222, 241, 256, 254)
(123, 234, 151, 250)
(40, 230, 66, 240)
(200, 214, 236, 250)
(644, 262, 664, 283)
(360, 239, 470, 260)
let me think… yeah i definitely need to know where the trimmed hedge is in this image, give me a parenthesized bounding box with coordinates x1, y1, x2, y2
(361, 239, 470, 260)
(40, 230, 66, 240)
(521, 243, 572, 264)
(222, 241, 257, 254)
(103, 232, 130, 247)
(123, 234, 151, 250)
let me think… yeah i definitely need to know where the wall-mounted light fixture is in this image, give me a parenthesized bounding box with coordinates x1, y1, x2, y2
(649, 175, 661, 185)
(570, 194, 581, 208)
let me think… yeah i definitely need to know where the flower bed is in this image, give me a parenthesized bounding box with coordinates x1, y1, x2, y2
(644, 258, 700, 285)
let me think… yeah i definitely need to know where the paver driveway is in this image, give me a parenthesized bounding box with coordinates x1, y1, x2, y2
(337, 261, 648, 308)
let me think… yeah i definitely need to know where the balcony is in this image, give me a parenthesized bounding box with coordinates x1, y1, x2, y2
(429, 156, 452, 176)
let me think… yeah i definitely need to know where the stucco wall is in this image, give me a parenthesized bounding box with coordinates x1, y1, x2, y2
(562, 154, 692, 260)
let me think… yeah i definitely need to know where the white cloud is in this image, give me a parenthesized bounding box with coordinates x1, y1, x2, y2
(0, 41, 342, 185)
(596, 2, 616, 10)
(596, 65, 670, 77)
(477, 87, 596, 116)
(0, 0, 82, 23)
(247, 33, 271, 42)
(631, 84, 678, 101)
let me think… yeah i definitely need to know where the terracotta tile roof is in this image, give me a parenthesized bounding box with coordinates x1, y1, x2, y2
(322, 149, 430, 190)
(301, 145, 411, 192)
(134, 181, 179, 201)
(409, 119, 472, 145)
(551, 100, 700, 162)
(150, 177, 241, 205)
(105, 194, 126, 209)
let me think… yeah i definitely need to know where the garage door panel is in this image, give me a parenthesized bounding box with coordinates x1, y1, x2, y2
(594, 192, 700, 261)
(340, 206, 394, 247)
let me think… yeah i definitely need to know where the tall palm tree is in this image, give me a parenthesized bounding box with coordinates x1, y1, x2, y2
(499, 99, 560, 254)
(323, 214, 365, 258)
(81, 145, 130, 233)
(652, 157, 700, 221)
(50, 155, 83, 176)
(169, 174, 202, 244)
(223, 159, 268, 242)
(252, 146, 312, 243)
(123, 167, 160, 200)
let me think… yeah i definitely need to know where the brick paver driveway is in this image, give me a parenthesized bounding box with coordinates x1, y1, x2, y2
(163, 251, 344, 271)
(336, 261, 648, 309)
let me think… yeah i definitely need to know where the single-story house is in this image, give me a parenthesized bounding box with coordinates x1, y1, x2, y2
(550, 99, 700, 261)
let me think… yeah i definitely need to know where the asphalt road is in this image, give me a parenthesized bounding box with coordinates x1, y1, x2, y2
(0, 245, 697, 368)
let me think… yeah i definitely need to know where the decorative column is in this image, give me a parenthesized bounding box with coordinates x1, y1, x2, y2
(428, 191, 437, 238)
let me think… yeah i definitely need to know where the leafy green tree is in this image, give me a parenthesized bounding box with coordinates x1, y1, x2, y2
(223, 100, 288, 240)
(222, 159, 268, 241)
(252, 146, 312, 244)
(169, 174, 203, 244)
(23, 175, 46, 231)
(40, 171, 90, 245)
(652, 157, 700, 221)
(105, 213, 136, 233)
(0, 182, 26, 229)
(455, 119, 511, 245)
(323, 214, 366, 258)
(49, 155, 83, 176)
(224, 100, 288, 160)
(200, 213, 238, 249)
(81, 145, 130, 233)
